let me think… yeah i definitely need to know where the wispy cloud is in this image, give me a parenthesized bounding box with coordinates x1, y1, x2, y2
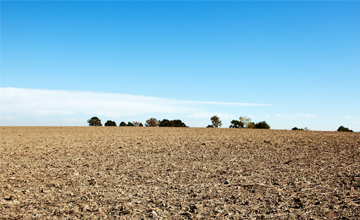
(188, 112, 234, 119)
(345, 115, 360, 124)
(187, 101, 270, 106)
(275, 114, 292, 119)
(344, 115, 360, 119)
(295, 114, 319, 119)
(0, 115, 14, 121)
(275, 113, 320, 119)
(0, 88, 270, 118)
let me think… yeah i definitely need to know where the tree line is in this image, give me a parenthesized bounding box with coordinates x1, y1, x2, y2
(207, 115, 270, 129)
(87, 116, 354, 132)
(87, 115, 270, 129)
(87, 117, 187, 127)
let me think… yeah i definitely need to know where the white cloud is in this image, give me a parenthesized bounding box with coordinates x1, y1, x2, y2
(188, 101, 270, 106)
(345, 115, 360, 124)
(0, 115, 14, 120)
(275, 114, 292, 119)
(0, 87, 270, 118)
(188, 112, 234, 119)
(275, 113, 320, 119)
(295, 114, 319, 119)
(344, 115, 360, 120)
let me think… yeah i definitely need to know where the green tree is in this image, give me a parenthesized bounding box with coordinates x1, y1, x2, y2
(159, 119, 187, 127)
(127, 122, 134, 126)
(292, 127, 304, 130)
(211, 115, 222, 128)
(229, 120, 244, 128)
(172, 119, 187, 127)
(145, 118, 159, 127)
(254, 121, 270, 129)
(87, 117, 102, 126)
(159, 119, 173, 127)
(119, 121, 127, 126)
(337, 126, 353, 132)
(104, 120, 117, 126)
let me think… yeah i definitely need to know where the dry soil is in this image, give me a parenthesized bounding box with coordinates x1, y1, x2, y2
(1, 127, 360, 219)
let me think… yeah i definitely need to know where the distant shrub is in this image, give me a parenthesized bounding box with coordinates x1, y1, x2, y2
(133, 121, 142, 127)
(254, 121, 270, 129)
(207, 125, 214, 128)
(211, 115, 222, 128)
(104, 120, 117, 126)
(247, 122, 255, 129)
(119, 121, 127, 126)
(229, 120, 244, 128)
(139, 123, 144, 127)
(292, 127, 304, 131)
(239, 116, 251, 128)
(159, 119, 187, 127)
(159, 119, 173, 127)
(145, 118, 159, 127)
(337, 126, 353, 132)
(127, 122, 134, 127)
(87, 117, 102, 126)
(172, 119, 187, 127)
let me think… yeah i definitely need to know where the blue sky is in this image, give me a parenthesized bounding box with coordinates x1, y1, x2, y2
(1, 1, 359, 130)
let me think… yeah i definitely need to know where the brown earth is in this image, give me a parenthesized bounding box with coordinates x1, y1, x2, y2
(1, 127, 360, 219)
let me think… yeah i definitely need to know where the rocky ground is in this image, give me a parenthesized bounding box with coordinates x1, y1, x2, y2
(1, 127, 359, 219)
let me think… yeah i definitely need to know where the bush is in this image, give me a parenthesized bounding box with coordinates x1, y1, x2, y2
(337, 126, 353, 132)
(172, 119, 187, 127)
(211, 115, 222, 128)
(229, 120, 244, 128)
(119, 121, 127, 126)
(127, 122, 134, 126)
(159, 119, 173, 127)
(159, 119, 187, 127)
(247, 122, 255, 129)
(207, 125, 214, 128)
(145, 118, 159, 127)
(133, 121, 142, 127)
(239, 116, 251, 128)
(104, 120, 117, 126)
(292, 127, 304, 131)
(87, 117, 102, 126)
(254, 121, 270, 129)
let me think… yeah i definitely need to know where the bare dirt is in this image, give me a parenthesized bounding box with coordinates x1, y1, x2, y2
(1, 127, 360, 219)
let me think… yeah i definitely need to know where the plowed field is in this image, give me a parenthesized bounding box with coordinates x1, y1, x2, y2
(1, 127, 360, 219)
